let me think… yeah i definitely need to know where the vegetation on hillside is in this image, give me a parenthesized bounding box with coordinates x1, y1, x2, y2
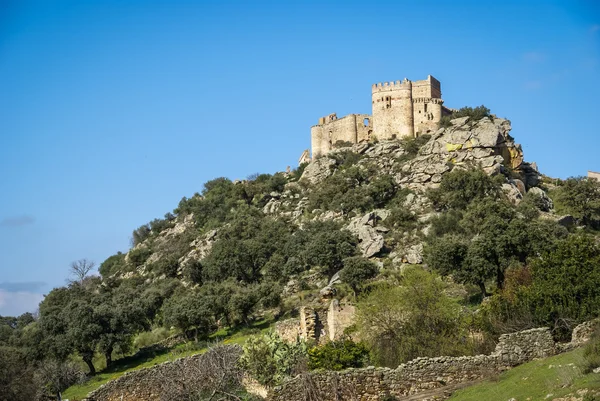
(2, 131, 600, 400)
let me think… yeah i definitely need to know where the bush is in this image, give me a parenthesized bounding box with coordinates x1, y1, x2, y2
(308, 339, 369, 371)
(582, 328, 600, 373)
(98, 252, 126, 277)
(427, 168, 502, 211)
(452, 105, 491, 121)
(527, 235, 600, 339)
(240, 332, 307, 386)
(133, 327, 171, 349)
(355, 267, 470, 367)
(340, 256, 379, 295)
(128, 246, 152, 268)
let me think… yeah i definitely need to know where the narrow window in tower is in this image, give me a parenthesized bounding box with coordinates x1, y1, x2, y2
(424, 103, 428, 113)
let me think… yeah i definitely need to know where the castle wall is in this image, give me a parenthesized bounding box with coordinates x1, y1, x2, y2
(588, 171, 600, 181)
(311, 113, 372, 158)
(311, 75, 445, 157)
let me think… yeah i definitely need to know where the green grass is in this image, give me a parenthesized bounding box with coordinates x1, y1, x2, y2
(62, 318, 273, 400)
(449, 348, 600, 401)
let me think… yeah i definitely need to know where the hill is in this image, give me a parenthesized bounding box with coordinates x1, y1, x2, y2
(2, 108, 600, 401)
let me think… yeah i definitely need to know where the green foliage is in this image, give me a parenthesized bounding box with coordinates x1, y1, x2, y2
(582, 327, 600, 374)
(426, 202, 567, 295)
(551, 176, 600, 228)
(98, 252, 126, 277)
(452, 105, 491, 120)
(289, 162, 308, 181)
(355, 267, 470, 367)
(427, 168, 503, 211)
(400, 134, 431, 156)
(438, 106, 491, 129)
(307, 339, 369, 371)
(299, 221, 357, 278)
(333, 140, 354, 149)
(331, 150, 363, 169)
(0, 346, 38, 401)
(340, 256, 379, 294)
(526, 235, 600, 337)
(162, 289, 216, 339)
(38, 279, 152, 373)
(308, 166, 398, 214)
(240, 332, 307, 386)
(127, 246, 152, 268)
(133, 327, 171, 349)
(202, 208, 292, 283)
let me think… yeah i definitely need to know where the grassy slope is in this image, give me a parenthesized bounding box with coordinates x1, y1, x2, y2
(450, 348, 600, 401)
(62, 319, 272, 400)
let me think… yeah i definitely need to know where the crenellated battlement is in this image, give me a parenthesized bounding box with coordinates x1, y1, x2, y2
(371, 79, 412, 93)
(413, 97, 444, 104)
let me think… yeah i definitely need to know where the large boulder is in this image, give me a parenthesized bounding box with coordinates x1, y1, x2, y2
(346, 211, 389, 258)
(300, 157, 336, 184)
(527, 187, 554, 212)
(399, 117, 526, 190)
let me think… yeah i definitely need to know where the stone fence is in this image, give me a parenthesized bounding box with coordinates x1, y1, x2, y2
(83, 320, 598, 401)
(269, 327, 557, 401)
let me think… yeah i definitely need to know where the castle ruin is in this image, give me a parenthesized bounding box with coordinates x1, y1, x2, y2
(310, 75, 452, 159)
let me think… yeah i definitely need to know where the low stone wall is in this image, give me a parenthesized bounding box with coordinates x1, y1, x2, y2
(269, 327, 559, 401)
(83, 322, 593, 401)
(84, 353, 206, 401)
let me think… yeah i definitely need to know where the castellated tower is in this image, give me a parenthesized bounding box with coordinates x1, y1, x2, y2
(372, 79, 415, 139)
(308, 75, 447, 160)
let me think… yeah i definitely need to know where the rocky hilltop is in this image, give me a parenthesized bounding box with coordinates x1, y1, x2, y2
(120, 115, 549, 287)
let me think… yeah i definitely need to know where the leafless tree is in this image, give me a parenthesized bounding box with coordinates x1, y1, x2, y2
(69, 259, 95, 284)
(34, 359, 85, 401)
(159, 343, 255, 401)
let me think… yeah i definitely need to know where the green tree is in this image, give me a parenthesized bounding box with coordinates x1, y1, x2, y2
(527, 235, 600, 337)
(552, 176, 600, 227)
(427, 168, 502, 211)
(355, 267, 468, 367)
(340, 256, 379, 295)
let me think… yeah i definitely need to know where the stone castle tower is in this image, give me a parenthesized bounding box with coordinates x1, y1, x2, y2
(309, 75, 450, 159)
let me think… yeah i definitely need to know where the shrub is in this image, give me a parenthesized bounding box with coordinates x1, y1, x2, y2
(355, 267, 470, 367)
(582, 328, 600, 373)
(98, 252, 126, 277)
(308, 339, 369, 370)
(240, 332, 307, 386)
(340, 256, 379, 295)
(133, 327, 171, 349)
(128, 246, 152, 268)
(452, 105, 491, 121)
(427, 168, 502, 211)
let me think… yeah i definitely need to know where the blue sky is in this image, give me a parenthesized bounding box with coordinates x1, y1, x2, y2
(0, 0, 599, 316)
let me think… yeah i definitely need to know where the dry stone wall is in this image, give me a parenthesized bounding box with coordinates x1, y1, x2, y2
(269, 327, 560, 401)
(83, 322, 593, 401)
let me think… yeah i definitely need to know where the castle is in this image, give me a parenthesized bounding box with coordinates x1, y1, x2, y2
(307, 75, 452, 160)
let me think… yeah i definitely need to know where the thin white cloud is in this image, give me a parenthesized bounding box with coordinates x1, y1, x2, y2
(0, 290, 44, 317)
(523, 52, 545, 63)
(591, 24, 600, 33)
(0, 215, 35, 227)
